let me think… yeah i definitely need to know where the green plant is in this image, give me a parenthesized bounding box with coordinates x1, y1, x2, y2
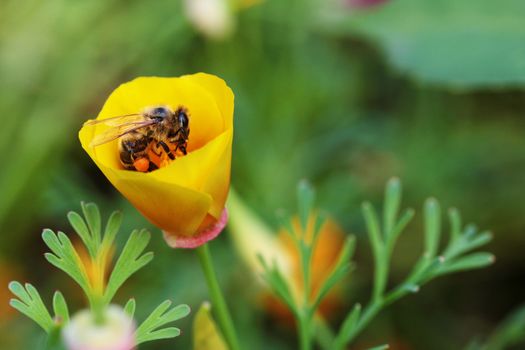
(260, 178, 494, 350)
(9, 202, 190, 349)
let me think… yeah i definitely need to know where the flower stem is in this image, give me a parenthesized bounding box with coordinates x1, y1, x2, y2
(197, 244, 240, 350)
(91, 295, 106, 325)
(298, 315, 312, 350)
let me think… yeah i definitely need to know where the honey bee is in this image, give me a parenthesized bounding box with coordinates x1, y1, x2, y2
(85, 106, 190, 172)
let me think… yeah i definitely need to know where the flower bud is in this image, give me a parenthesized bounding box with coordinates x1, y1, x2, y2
(62, 305, 135, 350)
(184, 0, 234, 40)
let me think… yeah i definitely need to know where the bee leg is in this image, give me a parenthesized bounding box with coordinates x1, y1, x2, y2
(147, 161, 159, 172)
(173, 143, 187, 156)
(157, 140, 176, 160)
(168, 128, 181, 139)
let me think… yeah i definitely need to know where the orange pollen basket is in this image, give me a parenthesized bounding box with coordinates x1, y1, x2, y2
(133, 158, 150, 172)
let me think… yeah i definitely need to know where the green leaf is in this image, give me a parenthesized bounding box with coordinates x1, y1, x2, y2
(299, 238, 313, 296)
(104, 229, 153, 303)
(332, 303, 361, 350)
(258, 255, 298, 315)
(135, 301, 190, 345)
(52, 291, 69, 325)
(81, 202, 102, 249)
(442, 207, 493, 259)
(101, 210, 122, 251)
(363, 201, 388, 301)
(297, 180, 315, 232)
(386, 208, 414, 254)
(383, 177, 401, 237)
(465, 231, 493, 251)
(9, 282, 54, 332)
(314, 316, 336, 350)
(67, 211, 96, 258)
(124, 298, 136, 319)
(423, 198, 441, 258)
(276, 213, 298, 241)
(312, 263, 351, 311)
(324, 0, 525, 88)
(444, 231, 493, 260)
(42, 229, 91, 295)
(436, 253, 495, 275)
(362, 202, 383, 255)
(194, 302, 228, 350)
(311, 211, 327, 247)
(312, 236, 355, 310)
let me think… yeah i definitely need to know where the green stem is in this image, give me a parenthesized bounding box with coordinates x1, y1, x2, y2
(90, 294, 106, 325)
(197, 244, 240, 350)
(298, 315, 312, 350)
(373, 249, 388, 302)
(298, 244, 313, 350)
(333, 288, 414, 350)
(44, 326, 64, 350)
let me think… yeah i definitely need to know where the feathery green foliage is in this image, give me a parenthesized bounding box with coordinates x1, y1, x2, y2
(260, 178, 494, 350)
(135, 301, 191, 344)
(9, 202, 190, 347)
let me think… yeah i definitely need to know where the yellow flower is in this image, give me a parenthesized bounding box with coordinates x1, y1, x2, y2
(79, 73, 234, 248)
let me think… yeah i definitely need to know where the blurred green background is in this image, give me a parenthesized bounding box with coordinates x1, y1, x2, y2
(1, 0, 524, 349)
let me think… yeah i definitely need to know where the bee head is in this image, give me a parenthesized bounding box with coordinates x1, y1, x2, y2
(177, 109, 189, 129)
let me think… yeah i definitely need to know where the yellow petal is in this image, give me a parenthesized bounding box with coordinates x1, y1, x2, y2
(183, 73, 234, 130)
(91, 158, 213, 236)
(193, 302, 228, 350)
(150, 129, 232, 219)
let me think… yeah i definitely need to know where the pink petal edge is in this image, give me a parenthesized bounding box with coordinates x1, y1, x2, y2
(162, 209, 228, 249)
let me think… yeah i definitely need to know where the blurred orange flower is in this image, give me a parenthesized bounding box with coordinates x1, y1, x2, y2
(80, 73, 234, 248)
(267, 216, 347, 320)
(228, 192, 346, 321)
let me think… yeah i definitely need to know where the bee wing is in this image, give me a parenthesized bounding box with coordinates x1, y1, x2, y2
(89, 120, 157, 147)
(83, 113, 144, 127)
